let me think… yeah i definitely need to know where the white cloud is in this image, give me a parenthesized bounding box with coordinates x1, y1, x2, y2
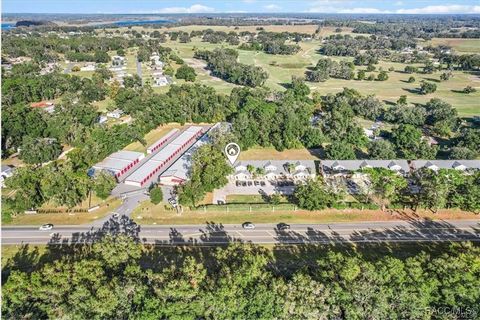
(339, 8, 391, 14)
(308, 3, 480, 14)
(396, 5, 479, 14)
(264, 4, 281, 11)
(156, 4, 215, 13)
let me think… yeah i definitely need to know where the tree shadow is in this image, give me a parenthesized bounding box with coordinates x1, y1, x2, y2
(2, 244, 41, 282)
(422, 77, 440, 83)
(403, 87, 421, 94)
(271, 217, 480, 276)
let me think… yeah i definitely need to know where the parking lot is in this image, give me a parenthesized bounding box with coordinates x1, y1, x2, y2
(213, 180, 296, 204)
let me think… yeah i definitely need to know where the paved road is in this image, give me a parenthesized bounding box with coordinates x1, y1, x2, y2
(63, 62, 74, 74)
(136, 59, 143, 84)
(2, 220, 479, 245)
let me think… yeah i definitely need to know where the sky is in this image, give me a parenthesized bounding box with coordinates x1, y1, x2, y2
(3, 0, 480, 14)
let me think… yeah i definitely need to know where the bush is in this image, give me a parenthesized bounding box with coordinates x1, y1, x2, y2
(407, 76, 415, 83)
(71, 65, 80, 72)
(419, 81, 437, 94)
(463, 86, 476, 94)
(150, 187, 163, 205)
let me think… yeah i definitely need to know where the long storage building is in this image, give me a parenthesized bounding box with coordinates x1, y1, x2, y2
(89, 150, 145, 180)
(147, 128, 179, 154)
(124, 126, 205, 187)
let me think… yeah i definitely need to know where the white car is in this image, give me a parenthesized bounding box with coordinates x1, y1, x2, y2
(39, 224, 53, 231)
(242, 222, 255, 230)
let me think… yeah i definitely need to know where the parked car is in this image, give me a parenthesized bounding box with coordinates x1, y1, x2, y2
(39, 224, 54, 231)
(254, 181, 260, 186)
(260, 181, 266, 186)
(236, 181, 240, 187)
(217, 200, 225, 205)
(112, 213, 119, 218)
(241, 181, 247, 187)
(277, 223, 291, 231)
(168, 197, 178, 207)
(242, 222, 255, 230)
(247, 181, 253, 186)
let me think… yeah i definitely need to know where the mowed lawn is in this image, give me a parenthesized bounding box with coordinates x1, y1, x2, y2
(4, 197, 122, 226)
(426, 38, 480, 54)
(238, 147, 323, 160)
(132, 200, 479, 225)
(162, 37, 479, 117)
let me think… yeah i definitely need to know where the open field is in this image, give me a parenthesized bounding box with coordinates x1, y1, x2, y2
(226, 194, 289, 204)
(132, 200, 478, 225)
(159, 35, 479, 117)
(239, 147, 322, 160)
(123, 123, 183, 153)
(426, 38, 480, 54)
(3, 197, 121, 226)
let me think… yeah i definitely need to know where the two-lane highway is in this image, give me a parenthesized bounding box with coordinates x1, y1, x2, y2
(2, 220, 480, 245)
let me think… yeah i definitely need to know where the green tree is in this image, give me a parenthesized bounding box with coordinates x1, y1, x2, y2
(325, 142, 356, 160)
(175, 65, 197, 82)
(463, 85, 476, 94)
(19, 137, 62, 164)
(361, 168, 408, 210)
(93, 171, 116, 200)
(419, 81, 437, 94)
(293, 179, 338, 210)
(376, 70, 388, 81)
(149, 186, 163, 204)
(407, 76, 415, 83)
(391, 124, 437, 159)
(367, 140, 397, 159)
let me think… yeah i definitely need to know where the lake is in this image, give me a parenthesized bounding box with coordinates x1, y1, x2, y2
(114, 19, 174, 27)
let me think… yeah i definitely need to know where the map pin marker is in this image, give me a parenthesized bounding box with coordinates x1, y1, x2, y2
(225, 143, 241, 165)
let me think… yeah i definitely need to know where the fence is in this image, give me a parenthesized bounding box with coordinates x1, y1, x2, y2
(34, 197, 120, 214)
(190, 202, 380, 213)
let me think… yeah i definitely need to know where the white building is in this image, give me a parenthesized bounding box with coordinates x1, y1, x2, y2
(80, 62, 96, 71)
(89, 151, 144, 181)
(106, 109, 123, 119)
(321, 160, 410, 176)
(230, 160, 316, 182)
(1, 165, 15, 188)
(125, 126, 205, 187)
(411, 160, 480, 172)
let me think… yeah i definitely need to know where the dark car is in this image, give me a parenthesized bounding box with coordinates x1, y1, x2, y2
(277, 223, 291, 231)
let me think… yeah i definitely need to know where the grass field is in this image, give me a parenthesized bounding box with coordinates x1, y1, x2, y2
(239, 147, 323, 160)
(132, 200, 478, 225)
(226, 194, 289, 204)
(426, 38, 480, 54)
(158, 34, 479, 117)
(90, 26, 480, 117)
(3, 197, 121, 226)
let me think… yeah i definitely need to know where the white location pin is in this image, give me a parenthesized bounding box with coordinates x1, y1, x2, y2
(225, 143, 241, 165)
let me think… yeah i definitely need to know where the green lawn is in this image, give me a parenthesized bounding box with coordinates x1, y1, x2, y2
(426, 38, 480, 54)
(123, 123, 183, 153)
(3, 197, 121, 226)
(132, 200, 478, 225)
(226, 194, 289, 204)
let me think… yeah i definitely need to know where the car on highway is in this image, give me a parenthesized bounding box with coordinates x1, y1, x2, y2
(242, 222, 255, 229)
(39, 224, 54, 231)
(112, 213, 119, 218)
(277, 223, 291, 231)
